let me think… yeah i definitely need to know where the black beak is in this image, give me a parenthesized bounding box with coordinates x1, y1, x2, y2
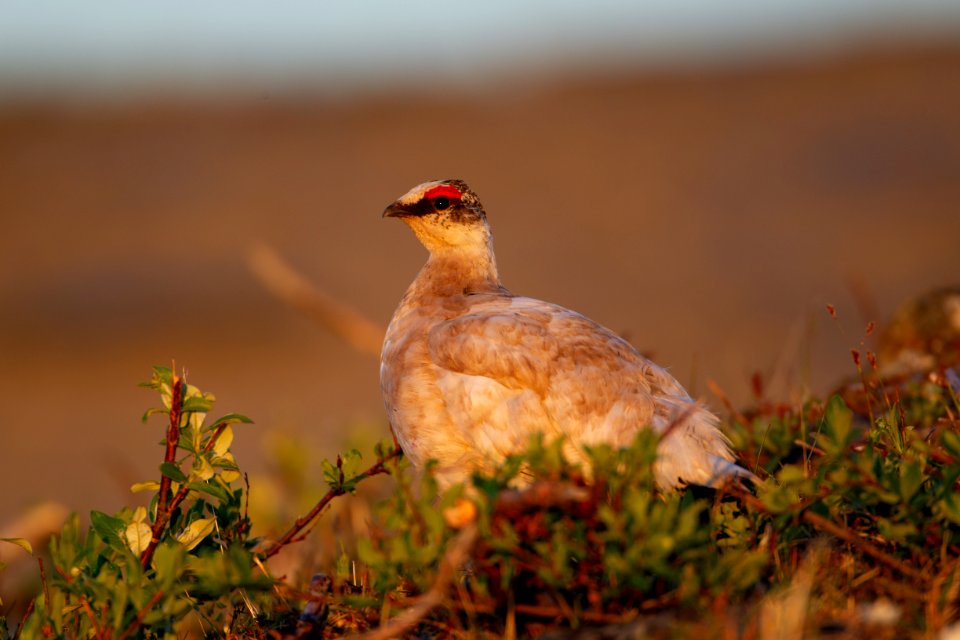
(382, 202, 410, 218)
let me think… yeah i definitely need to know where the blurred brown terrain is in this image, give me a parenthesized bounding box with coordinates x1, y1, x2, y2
(0, 44, 958, 523)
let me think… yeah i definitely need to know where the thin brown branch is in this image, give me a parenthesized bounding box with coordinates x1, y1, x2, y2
(38, 558, 51, 612)
(261, 447, 402, 559)
(13, 593, 36, 640)
(792, 439, 826, 457)
(202, 421, 230, 455)
(77, 597, 100, 637)
(468, 600, 638, 624)
(349, 524, 478, 640)
(729, 486, 928, 583)
(801, 510, 927, 583)
(116, 589, 164, 640)
(707, 379, 749, 425)
(247, 244, 385, 357)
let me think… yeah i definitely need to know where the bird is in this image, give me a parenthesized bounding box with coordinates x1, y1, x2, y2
(379, 179, 752, 490)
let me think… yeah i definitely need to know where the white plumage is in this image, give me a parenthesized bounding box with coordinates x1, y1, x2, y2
(380, 179, 751, 490)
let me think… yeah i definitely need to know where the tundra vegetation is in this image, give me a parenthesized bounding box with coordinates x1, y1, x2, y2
(3, 325, 960, 639)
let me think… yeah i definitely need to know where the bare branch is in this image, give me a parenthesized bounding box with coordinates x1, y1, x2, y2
(247, 244, 385, 357)
(261, 447, 402, 559)
(728, 485, 928, 583)
(116, 590, 165, 640)
(348, 524, 478, 640)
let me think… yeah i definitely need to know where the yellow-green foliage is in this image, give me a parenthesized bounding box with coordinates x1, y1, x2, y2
(3, 364, 960, 639)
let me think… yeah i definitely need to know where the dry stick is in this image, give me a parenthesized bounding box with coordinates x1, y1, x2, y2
(140, 374, 184, 569)
(730, 487, 928, 583)
(77, 598, 100, 637)
(247, 244, 385, 358)
(12, 597, 35, 640)
(348, 524, 478, 640)
(37, 558, 51, 615)
(116, 589, 165, 640)
(48, 561, 101, 635)
(707, 379, 749, 426)
(467, 600, 638, 625)
(801, 510, 927, 583)
(261, 447, 403, 559)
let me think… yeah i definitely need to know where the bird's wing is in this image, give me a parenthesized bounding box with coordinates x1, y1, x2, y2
(427, 295, 748, 487)
(426, 296, 661, 450)
(428, 296, 638, 394)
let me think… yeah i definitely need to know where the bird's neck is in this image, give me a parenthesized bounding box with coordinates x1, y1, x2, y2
(415, 240, 502, 298)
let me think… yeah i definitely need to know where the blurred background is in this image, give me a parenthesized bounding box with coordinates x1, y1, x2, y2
(1, 1, 959, 531)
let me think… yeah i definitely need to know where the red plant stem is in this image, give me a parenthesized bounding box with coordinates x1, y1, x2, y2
(139, 403, 243, 569)
(77, 598, 100, 636)
(203, 421, 229, 454)
(149, 419, 234, 539)
(12, 596, 35, 640)
(38, 557, 51, 613)
(156, 374, 183, 518)
(262, 448, 402, 559)
(140, 374, 184, 569)
(116, 590, 164, 640)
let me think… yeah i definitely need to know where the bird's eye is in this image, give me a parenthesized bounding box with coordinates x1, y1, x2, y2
(432, 197, 450, 211)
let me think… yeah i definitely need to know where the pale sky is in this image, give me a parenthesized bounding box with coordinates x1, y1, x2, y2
(1, 0, 958, 98)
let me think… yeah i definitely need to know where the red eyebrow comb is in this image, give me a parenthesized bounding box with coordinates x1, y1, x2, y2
(423, 184, 463, 201)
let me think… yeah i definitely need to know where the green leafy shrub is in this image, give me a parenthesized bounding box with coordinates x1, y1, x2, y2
(3, 361, 960, 638)
(13, 367, 273, 639)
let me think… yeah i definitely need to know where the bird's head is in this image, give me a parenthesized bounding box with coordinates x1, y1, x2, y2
(383, 179, 490, 254)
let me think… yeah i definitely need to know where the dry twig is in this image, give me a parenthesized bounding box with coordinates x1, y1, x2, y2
(261, 447, 403, 559)
(348, 524, 478, 640)
(247, 244, 385, 357)
(729, 486, 928, 583)
(116, 590, 165, 640)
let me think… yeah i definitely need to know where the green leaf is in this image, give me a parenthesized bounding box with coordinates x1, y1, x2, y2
(141, 407, 168, 424)
(182, 395, 214, 413)
(153, 541, 185, 589)
(122, 520, 154, 555)
(940, 493, 960, 526)
(186, 481, 230, 502)
(140, 366, 173, 390)
(898, 461, 924, 502)
(0, 537, 33, 555)
(190, 456, 214, 482)
(90, 511, 126, 549)
(160, 462, 187, 483)
(209, 412, 253, 426)
(130, 481, 162, 494)
(321, 459, 343, 491)
(341, 449, 363, 479)
(176, 517, 216, 551)
(211, 426, 234, 457)
(941, 429, 960, 459)
(819, 394, 853, 454)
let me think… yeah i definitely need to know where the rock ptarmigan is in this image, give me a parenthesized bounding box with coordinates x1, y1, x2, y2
(380, 179, 752, 490)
